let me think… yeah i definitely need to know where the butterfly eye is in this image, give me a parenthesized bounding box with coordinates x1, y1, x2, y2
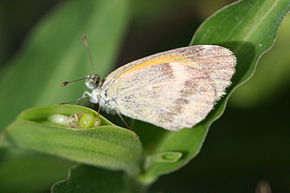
(85, 74, 100, 90)
(93, 74, 101, 85)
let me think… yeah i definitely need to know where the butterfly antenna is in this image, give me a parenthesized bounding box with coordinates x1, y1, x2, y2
(82, 34, 96, 74)
(116, 111, 131, 129)
(60, 77, 87, 87)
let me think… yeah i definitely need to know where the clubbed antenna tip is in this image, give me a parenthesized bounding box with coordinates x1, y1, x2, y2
(82, 34, 89, 47)
(61, 82, 70, 87)
(60, 77, 87, 87)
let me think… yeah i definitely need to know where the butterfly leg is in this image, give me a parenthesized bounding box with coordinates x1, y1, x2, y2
(116, 110, 131, 129)
(61, 91, 92, 104)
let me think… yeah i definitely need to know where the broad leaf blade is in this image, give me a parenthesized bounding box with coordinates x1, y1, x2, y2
(0, 105, 142, 175)
(231, 15, 290, 107)
(136, 0, 290, 182)
(52, 165, 143, 193)
(0, 150, 72, 193)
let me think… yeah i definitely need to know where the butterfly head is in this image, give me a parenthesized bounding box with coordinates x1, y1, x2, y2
(85, 74, 101, 90)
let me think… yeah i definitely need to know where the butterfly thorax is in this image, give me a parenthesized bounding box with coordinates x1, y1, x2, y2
(84, 74, 117, 114)
(90, 87, 117, 114)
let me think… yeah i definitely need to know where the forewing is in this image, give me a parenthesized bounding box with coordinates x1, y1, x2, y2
(102, 45, 236, 130)
(105, 62, 216, 130)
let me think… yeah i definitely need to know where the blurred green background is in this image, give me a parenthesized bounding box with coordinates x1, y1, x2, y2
(0, 0, 289, 192)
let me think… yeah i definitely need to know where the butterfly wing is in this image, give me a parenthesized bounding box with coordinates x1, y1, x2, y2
(102, 45, 236, 130)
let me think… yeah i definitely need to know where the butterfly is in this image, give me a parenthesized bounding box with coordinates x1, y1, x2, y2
(64, 45, 236, 131)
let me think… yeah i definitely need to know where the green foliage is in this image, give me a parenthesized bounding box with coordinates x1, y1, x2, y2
(231, 15, 290, 107)
(0, 0, 289, 192)
(0, 4, 7, 65)
(52, 165, 143, 193)
(0, 0, 131, 192)
(1, 105, 142, 175)
(0, 0, 130, 130)
(0, 150, 71, 193)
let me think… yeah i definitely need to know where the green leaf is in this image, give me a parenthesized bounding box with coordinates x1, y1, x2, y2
(0, 105, 142, 175)
(0, 4, 7, 65)
(52, 165, 145, 193)
(0, 150, 72, 193)
(230, 14, 290, 107)
(0, 0, 132, 192)
(0, 0, 131, 131)
(134, 0, 290, 183)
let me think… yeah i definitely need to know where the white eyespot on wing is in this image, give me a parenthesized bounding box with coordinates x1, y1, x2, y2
(105, 62, 216, 130)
